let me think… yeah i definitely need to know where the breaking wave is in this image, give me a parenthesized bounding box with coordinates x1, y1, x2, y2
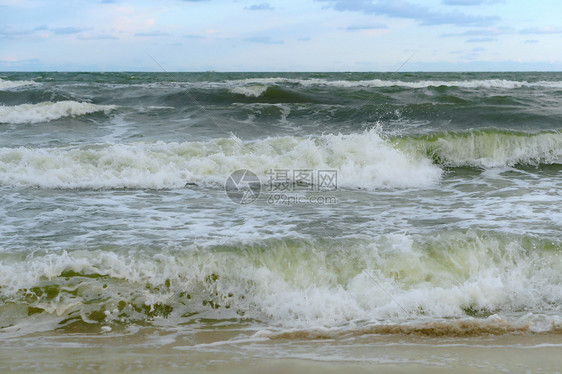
(229, 85, 269, 97)
(0, 230, 560, 335)
(0, 78, 39, 90)
(0, 101, 116, 124)
(0, 130, 441, 189)
(227, 77, 562, 90)
(396, 129, 562, 168)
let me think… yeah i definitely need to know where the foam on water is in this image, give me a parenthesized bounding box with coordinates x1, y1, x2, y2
(0, 130, 441, 189)
(0, 231, 560, 334)
(227, 78, 562, 90)
(229, 85, 269, 97)
(0, 101, 116, 124)
(0, 78, 39, 90)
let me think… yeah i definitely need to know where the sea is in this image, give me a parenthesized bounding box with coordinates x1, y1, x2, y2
(0, 72, 561, 373)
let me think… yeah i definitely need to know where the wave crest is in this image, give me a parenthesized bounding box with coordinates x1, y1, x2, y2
(0, 130, 441, 189)
(0, 101, 116, 124)
(0, 78, 39, 90)
(227, 77, 562, 89)
(229, 85, 269, 97)
(0, 231, 560, 333)
(397, 129, 562, 167)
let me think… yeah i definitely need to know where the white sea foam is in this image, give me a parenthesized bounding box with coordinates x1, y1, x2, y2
(0, 78, 39, 90)
(301, 78, 562, 89)
(0, 130, 442, 189)
(0, 231, 559, 332)
(0, 101, 116, 124)
(226, 77, 562, 90)
(229, 85, 269, 97)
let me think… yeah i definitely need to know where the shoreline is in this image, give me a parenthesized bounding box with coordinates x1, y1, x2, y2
(2, 329, 561, 373)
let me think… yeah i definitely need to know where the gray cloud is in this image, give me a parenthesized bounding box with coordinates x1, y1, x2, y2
(320, 0, 499, 27)
(245, 3, 274, 10)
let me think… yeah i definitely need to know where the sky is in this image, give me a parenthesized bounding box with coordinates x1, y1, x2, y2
(1, 0, 561, 71)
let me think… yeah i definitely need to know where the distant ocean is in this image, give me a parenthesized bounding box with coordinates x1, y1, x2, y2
(1, 72, 561, 373)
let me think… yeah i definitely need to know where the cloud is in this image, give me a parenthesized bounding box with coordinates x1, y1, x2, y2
(524, 39, 539, 44)
(1, 25, 90, 39)
(320, 0, 499, 27)
(1, 25, 89, 39)
(297, 37, 311, 41)
(442, 0, 503, 5)
(520, 27, 562, 34)
(243, 36, 283, 44)
(53, 27, 84, 35)
(441, 26, 512, 37)
(134, 31, 170, 37)
(245, 3, 274, 10)
(466, 37, 497, 42)
(346, 23, 388, 31)
(184, 34, 205, 39)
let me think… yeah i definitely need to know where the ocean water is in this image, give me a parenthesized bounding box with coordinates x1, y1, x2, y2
(0, 72, 561, 372)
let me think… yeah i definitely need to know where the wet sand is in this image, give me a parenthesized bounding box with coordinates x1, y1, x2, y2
(1, 329, 561, 373)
